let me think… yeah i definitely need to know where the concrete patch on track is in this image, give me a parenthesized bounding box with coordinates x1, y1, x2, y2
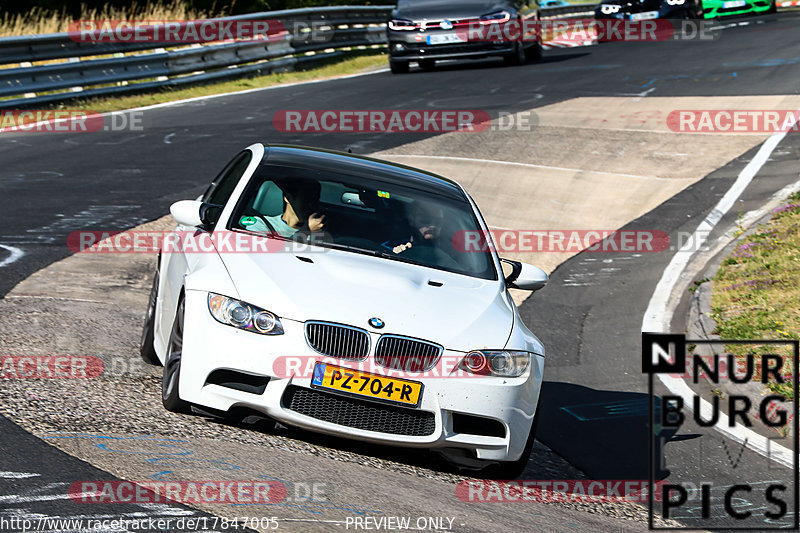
(381, 154, 693, 276)
(376, 95, 800, 302)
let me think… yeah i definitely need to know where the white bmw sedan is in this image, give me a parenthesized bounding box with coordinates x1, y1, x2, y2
(140, 143, 548, 477)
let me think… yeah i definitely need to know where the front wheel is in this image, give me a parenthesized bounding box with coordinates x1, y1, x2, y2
(162, 297, 191, 413)
(503, 42, 527, 66)
(139, 270, 162, 366)
(525, 41, 543, 62)
(390, 60, 410, 74)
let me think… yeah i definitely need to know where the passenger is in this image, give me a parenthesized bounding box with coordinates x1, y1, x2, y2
(245, 179, 326, 238)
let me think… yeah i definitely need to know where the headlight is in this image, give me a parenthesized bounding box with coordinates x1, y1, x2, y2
(666, 0, 685, 5)
(388, 18, 416, 30)
(480, 10, 511, 24)
(460, 350, 531, 377)
(207, 293, 284, 335)
(600, 4, 622, 13)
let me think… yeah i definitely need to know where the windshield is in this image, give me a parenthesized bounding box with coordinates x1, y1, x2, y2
(228, 163, 497, 281)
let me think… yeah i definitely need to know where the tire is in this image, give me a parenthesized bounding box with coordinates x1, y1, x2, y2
(162, 297, 191, 413)
(503, 41, 526, 66)
(481, 406, 540, 479)
(418, 59, 436, 71)
(139, 270, 162, 366)
(390, 60, 409, 74)
(525, 41, 543, 62)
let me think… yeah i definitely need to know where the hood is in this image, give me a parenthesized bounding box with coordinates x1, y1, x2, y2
(394, 0, 510, 21)
(218, 247, 513, 352)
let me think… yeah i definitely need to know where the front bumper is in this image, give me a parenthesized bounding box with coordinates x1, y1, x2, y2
(178, 290, 544, 462)
(700, 0, 770, 17)
(388, 29, 516, 62)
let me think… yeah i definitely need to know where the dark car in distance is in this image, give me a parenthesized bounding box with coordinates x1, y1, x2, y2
(595, 0, 775, 19)
(594, 0, 702, 20)
(387, 0, 542, 73)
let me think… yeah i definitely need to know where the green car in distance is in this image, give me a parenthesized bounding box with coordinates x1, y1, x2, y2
(700, 0, 776, 18)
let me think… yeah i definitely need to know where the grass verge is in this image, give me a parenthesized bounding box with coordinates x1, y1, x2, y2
(0, 1, 216, 37)
(710, 191, 800, 400)
(46, 50, 387, 114)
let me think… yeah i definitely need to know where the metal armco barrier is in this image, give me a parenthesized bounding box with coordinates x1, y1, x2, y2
(0, 4, 598, 108)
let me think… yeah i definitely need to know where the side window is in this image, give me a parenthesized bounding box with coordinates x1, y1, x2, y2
(202, 151, 253, 206)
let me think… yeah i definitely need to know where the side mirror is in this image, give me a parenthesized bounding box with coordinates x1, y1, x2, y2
(501, 259, 548, 291)
(199, 203, 224, 227)
(170, 200, 203, 227)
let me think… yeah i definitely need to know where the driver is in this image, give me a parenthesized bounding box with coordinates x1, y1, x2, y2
(393, 201, 444, 254)
(392, 201, 460, 269)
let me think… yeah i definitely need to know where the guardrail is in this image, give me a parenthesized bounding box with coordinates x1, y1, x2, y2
(0, 4, 598, 109)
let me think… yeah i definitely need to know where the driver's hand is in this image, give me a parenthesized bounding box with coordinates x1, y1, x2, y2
(308, 212, 326, 232)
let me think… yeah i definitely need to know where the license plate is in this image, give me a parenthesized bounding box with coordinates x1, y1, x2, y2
(722, 0, 746, 7)
(630, 10, 659, 20)
(311, 362, 423, 407)
(426, 33, 465, 45)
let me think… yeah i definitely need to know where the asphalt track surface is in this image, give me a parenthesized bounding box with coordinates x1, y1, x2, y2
(2, 10, 800, 531)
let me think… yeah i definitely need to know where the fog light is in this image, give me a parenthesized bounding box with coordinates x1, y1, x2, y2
(393, 43, 405, 52)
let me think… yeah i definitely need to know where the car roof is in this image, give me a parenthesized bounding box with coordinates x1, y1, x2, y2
(262, 144, 468, 202)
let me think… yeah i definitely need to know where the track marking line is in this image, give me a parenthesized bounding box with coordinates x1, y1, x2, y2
(0, 471, 40, 479)
(641, 110, 800, 468)
(0, 244, 24, 268)
(384, 154, 693, 181)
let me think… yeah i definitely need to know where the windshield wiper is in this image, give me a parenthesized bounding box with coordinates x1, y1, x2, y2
(315, 241, 381, 257)
(231, 227, 290, 241)
(375, 250, 426, 267)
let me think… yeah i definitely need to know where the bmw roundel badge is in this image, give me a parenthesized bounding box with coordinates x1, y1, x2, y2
(369, 317, 385, 329)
